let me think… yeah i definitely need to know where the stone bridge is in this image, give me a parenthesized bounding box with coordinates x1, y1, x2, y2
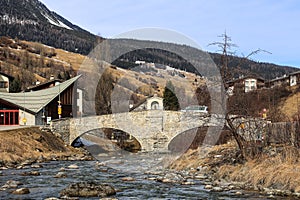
(51, 110, 224, 152)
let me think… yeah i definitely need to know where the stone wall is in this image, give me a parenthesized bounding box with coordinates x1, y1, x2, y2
(50, 118, 71, 144)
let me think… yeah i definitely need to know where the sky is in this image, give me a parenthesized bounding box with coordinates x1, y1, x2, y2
(39, 0, 300, 67)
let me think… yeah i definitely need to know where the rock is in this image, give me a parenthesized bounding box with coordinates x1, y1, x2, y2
(60, 182, 116, 197)
(31, 164, 43, 168)
(68, 164, 79, 169)
(228, 185, 236, 190)
(121, 177, 135, 181)
(214, 155, 222, 158)
(54, 172, 67, 178)
(235, 191, 243, 195)
(204, 185, 213, 190)
(16, 166, 23, 170)
(59, 167, 66, 171)
(100, 198, 118, 200)
(2, 180, 23, 189)
(157, 178, 171, 183)
(20, 160, 34, 166)
(147, 177, 157, 181)
(44, 198, 60, 200)
(0, 167, 8, 170)
(21, 171, 40, 176)
(181, 181, 195, 185)
(157, 172, 185, 183)
(96, 162, 106, 166)
(0, 171, 2, 176)
(294, 192, 300, 197)
(212, 187, 223, 192)
(194, 175, 208, 180)
(12, 188, 30, 195)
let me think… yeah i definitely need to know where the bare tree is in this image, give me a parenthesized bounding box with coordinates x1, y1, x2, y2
(209, 31, 271, 159)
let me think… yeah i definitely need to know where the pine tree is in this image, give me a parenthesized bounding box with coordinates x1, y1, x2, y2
(95, 71, 114, 115)
(163, 81, 179, 111)
(10, 76, 21, 93)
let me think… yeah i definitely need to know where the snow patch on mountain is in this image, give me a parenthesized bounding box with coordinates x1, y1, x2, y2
(40, 12, 73, 30)
(0, 14, 38, 25)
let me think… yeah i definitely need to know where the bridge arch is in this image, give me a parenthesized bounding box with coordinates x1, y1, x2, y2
(52, 110, 221, 152)
(168, 127, 208, 153)
(168, 126, 232, 152)
(72, 127, 142, 153)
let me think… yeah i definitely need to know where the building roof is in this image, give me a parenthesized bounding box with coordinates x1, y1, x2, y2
(226, 75, 265, 85)
(0, 75, 80, 114)
(25, 78, 62, 91)
(269, 75, 289, 83)
(0, 72, 14, 80)
(129, 95, 163, 112)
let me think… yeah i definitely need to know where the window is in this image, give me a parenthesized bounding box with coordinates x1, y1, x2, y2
(151, 101, 159, 110)
(0, 81, 8, 88)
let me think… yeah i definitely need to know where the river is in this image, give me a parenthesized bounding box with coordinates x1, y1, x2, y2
(0, 152, 285, 199)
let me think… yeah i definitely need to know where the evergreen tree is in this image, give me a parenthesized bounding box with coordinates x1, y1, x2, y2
(163, 81, 179, 111)
(10, 76, 21, 93)
(95, 71, 115, 115)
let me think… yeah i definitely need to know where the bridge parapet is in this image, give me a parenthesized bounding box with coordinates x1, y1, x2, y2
(51, 110, 225, 152)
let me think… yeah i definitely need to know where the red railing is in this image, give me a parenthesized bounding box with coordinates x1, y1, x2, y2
(0, 110, 19, 125)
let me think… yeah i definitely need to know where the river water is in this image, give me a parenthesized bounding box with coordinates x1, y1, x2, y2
(0, 152, 285, 200)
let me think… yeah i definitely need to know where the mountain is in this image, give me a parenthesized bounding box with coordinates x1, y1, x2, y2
(209, 53, 298, 80)
(0, 0, 101, 55)
(112, 48, 299, 80)
(0, 0, 298, 80)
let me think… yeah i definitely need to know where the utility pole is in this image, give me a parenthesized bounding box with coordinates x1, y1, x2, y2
(58, 84, 62, 119)
(22, 91, 27, 125)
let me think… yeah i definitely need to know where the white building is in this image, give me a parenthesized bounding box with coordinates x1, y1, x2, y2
(130, 94, 164, 111)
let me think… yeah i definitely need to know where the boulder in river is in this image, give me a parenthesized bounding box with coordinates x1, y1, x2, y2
(121, 177, 135, 181)
(54, 172, 67, 178)
(2, 180, 23, 189)
(12, 188, 30, 195)
(21, 171, 40, 176)
(157, 172, 185, 183)
(60, 182, 116, 198)
(31, 164, 43, 168)
(68, 164, 79, 169)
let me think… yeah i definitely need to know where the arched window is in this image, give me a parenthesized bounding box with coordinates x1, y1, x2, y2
(151, 101, 159, 110)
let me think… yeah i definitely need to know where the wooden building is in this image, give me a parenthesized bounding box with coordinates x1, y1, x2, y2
(0, 75, 81, 126)
(0, 72, 14, 93)
(226, 76, 265, 95)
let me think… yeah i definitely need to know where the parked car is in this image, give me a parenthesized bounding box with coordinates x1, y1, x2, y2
(181, 105, 208, 113)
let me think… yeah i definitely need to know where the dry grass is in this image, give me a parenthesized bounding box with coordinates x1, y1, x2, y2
(0, 127, 81, 164)
(281, 91, 300, 120)
(171, 141, 300, 192)
(54, 48, 86, 71)
(217, 146, 300, 192)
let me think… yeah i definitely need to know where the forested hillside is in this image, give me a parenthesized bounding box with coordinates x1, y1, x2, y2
(113, 48, 298, 80)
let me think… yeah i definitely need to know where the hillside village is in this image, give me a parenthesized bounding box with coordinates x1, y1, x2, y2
(1, 39, 300, 127)
(1, 0, 300, 199)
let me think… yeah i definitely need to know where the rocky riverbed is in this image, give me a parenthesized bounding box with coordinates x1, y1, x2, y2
(0, 158, 282, 199)
(170, 143, 300, 199)
(1, 127, 299, 199)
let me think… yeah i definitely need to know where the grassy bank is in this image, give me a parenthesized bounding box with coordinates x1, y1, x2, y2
(170, 142, 300, 194)
(0, 127, 90, 166)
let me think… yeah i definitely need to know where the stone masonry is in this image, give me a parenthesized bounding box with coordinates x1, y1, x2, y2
(51, 110, 224, 152)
